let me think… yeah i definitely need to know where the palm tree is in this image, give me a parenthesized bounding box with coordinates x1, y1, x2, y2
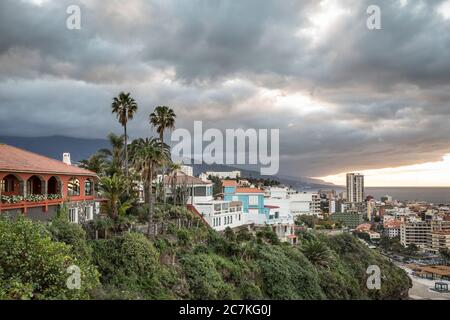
(129, 138, 170, 235)
(301, 240, 334, 268)
(111, 92, 138, 181)
(79, 153, 108, 176)
(149, 106, 176, 203)
(98, 133, 125, 176)
(99, 174, 126, 220)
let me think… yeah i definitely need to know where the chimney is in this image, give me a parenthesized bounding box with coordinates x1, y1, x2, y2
(63, 153, 71, 165)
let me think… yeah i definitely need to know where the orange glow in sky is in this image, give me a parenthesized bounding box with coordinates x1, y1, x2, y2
(319, 154, 450, 187)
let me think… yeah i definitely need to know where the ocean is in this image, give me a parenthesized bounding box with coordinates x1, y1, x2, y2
(365, 187, 450, 204)
(317, 187, 450, 204)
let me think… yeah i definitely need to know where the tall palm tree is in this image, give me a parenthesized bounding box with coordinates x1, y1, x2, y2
(98, 133, 124, 176)
(149, 106, 176, 203)
(129, 138, 170, 235)
(111, 92, 138, 181)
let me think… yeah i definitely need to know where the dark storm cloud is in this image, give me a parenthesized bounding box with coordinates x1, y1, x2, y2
(1, 0, 450, 177)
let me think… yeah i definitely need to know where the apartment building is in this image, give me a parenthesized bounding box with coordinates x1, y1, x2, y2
(346, 173, 364, 203)
(400, 220, 432, 248)
(431, 231, 450, 252)
(400, 216, 450, 251)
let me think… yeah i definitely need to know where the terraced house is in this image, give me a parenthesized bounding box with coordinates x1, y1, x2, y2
(0, 144, 100, 223)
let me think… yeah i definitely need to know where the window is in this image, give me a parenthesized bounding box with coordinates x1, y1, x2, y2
(68, 178, 80, 196)
(69, 208, 78, 223)
(194, 186, 207, 197)
(2, 176, 16, 193)
(84, 179, 93, 196)
(249, 195, 259, 206)
(85, 206, 93, 221)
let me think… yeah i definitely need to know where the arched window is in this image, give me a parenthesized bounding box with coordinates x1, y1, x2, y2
(47, 176, 61, 195)
(2, 174, 20, 194)
(84, 179, 93, 196)
(68, 178, 80, 196)
(27, 175, 44, 195)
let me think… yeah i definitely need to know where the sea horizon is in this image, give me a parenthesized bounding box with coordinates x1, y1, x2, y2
(322, 186, 450, 204)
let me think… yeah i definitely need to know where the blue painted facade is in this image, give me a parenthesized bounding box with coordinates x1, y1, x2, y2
(223, 186, 266, 214)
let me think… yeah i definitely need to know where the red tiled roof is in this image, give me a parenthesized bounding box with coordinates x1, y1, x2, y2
(355, 223, 372, 232)
(384, 220, 403, 229)
(0, 144, 96, 176)
(236, 187, 264, 194)
(265, 205, 280, 209)
(222, 180, 239, 187)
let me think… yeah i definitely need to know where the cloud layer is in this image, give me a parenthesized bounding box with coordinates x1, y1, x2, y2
(1, 0, 450, 177)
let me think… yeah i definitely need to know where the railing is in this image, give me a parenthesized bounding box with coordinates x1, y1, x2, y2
(0, 194, 96, 211)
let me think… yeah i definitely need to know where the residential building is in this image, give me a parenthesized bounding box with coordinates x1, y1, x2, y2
(289, 192, 322, 216)
(205, 170, 241, 179)
(400, 220, 432, 248)
(400, 216, 450, 250)
(346, 173, 364, 203)
(167, 173, 248, 231)
(329, 199, 336, 214)
(165, 173, 214, 204)
(223, 180, 296, 243)
(367, 231, 381, 241)
(332, 210, 364, 228)
(0, 144, 100, 223)
(431, 231, 450, 252)
(384, 219, 402, 238)
(367, 199, 376, 221)
(192, 201, 245, 232)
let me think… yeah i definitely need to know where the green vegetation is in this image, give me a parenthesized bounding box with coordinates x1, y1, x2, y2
(0, 217, 99, 300)
(0, 212, 411, 300)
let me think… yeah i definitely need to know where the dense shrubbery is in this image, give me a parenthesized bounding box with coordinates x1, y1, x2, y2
(0, 209, 411, 300)
(0, 217, 99, 300)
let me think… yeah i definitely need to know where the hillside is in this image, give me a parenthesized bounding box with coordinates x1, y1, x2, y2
(0, 209, 411, 300)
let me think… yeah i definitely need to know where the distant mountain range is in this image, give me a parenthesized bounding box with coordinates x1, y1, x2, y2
(0, 135, 336, 190)
(0, 135, 110, 163)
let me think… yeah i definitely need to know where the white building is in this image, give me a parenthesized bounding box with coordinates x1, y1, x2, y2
(193, 201, 246, 232)
(166, 172, 248, 232)
(180, 165, 193, 177)
(329, 199, 336, 214)
(205, 170, 241, 179)
(384, 219, 402, 238)
(289, 192, 322, 216)
(346, 173, 364, 203)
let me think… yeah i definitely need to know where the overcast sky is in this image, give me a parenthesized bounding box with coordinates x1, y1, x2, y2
(1, 0, 450, 185)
